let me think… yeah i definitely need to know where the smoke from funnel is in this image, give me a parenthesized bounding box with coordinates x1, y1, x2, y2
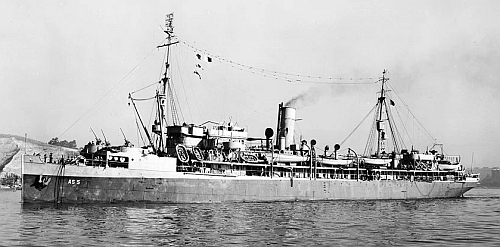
(285, 94, 305, 108)
(285, 85, 349, 109)
(285, 87, 323, 108)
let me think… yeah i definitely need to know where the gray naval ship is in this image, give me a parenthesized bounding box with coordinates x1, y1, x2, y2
(22, 14, 479, 204)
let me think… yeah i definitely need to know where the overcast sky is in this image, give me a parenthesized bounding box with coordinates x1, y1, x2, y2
(1, 0, 499, 167)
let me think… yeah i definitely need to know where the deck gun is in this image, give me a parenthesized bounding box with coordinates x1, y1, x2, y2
(101, 129, 110, 146)
(90, 127, 102, 145)
(120, 128, 132, 147)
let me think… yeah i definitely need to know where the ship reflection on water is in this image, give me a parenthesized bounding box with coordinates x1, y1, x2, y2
(14, 189, 499, 246)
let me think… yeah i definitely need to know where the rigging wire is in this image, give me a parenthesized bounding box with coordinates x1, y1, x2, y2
(128, 90, 156, 145)
(130, 95, 156, 101)
(340, 104, 377, 146)
(156, 41, 184, 126)
(387, 101, 407, 150)
(147, 94, 157, 131)
(169, 78, 185, 124)
(225, 61, 378, 84)
(172, 47, 193, 122)
(364, 103, 380, 156)
(132, 106, 146, 147)
(58, 42, 163, 139)
(178, 43, 204, 120)
(387, 91, 414, 147)
(130, 81, 160, 95)
(179, 39, 378, 85)
(386, 82, 436, 143)
(186, 47, 278, 121)
(384, 100, 402, 152)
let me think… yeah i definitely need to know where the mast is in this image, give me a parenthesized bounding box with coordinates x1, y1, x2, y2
(376, 70, 390, 157)
(471, 152, 474, 173)
(363, 69, 403, 157)
(155, 13, 180, 153)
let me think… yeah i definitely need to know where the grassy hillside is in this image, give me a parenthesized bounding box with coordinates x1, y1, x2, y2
(0, 134, 78, 176)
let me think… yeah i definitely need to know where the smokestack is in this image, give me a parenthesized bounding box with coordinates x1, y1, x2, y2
(279, 106, 296, 150)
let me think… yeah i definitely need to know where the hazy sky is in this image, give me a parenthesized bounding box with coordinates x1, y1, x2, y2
(1, 0, 499, 167)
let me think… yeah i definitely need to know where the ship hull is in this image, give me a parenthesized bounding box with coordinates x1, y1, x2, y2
(22, 163, 477, 204)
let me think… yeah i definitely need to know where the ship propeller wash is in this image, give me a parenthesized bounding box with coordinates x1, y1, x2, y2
(21, 14, 479, 203)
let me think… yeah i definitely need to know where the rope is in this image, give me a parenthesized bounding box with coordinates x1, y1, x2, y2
(130, 81, 160, 94)
(179, 44, 204, 120)
(173, 47, 193, 122)
(179, 39, 378, 84)
(186, 48, 277, 120)
(384, 100, 402, 152)
(386, 99, 406, 150)
(169, 53, 185, 124)
(53, 163, 65, 205)
(364, 105, 380, 156)
(134, 111, 146, 147)
(130, 95, 156, 101)
(340, 104, 377, 146)
(58, 43, 162, 139)
(388, 91, 413, 147)
(387, 82, 436, 143)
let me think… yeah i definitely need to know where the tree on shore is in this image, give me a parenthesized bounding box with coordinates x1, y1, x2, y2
(48, 137, 77, 148)
(0, 172, 20, 187)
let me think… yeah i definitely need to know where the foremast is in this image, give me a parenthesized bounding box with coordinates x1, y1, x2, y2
(154, 13, 182, 155)
(129, 13, 180, 155)
(152, 13, 178, 155)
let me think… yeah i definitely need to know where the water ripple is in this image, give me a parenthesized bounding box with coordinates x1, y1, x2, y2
(0, 188, 499, 246)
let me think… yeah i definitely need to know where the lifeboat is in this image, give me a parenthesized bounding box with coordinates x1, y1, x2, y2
(265, 153, 308, 163)
(438, 160, 461, 171)
(363, 158, 391, 166)
(317, 158, 352, 167)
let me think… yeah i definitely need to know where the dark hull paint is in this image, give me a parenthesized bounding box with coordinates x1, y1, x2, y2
(22, 172, 477, 204)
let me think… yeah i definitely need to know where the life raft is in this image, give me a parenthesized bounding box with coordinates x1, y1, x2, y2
(176, 144, 189, 163)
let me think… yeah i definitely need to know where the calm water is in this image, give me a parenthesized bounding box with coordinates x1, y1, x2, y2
(1, 189, 499, 246)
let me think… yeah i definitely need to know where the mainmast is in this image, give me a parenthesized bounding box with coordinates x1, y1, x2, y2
(376, 70, 389, 157)
(364, 69, 407, 157)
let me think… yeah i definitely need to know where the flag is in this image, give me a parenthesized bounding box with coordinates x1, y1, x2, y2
(390, 99, 395, 106)
(195, 53, 212, 62)
(194, 71, 201, 79)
